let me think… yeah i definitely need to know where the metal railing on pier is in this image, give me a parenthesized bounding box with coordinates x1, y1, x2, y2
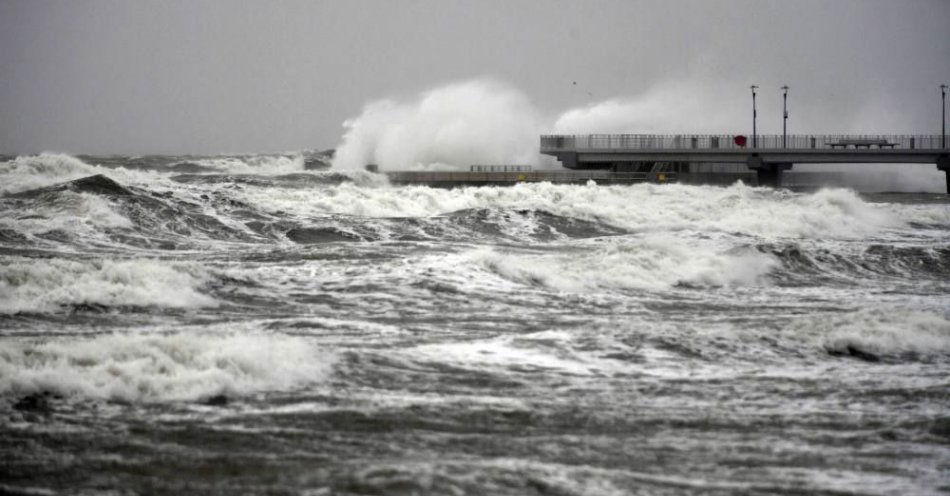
(469, 164, 533, 172)
(386, 170, 675, 184)
(540, 134, 948, 151)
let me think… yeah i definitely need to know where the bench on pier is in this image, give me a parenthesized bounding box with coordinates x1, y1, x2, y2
(828, 139, 898, 149)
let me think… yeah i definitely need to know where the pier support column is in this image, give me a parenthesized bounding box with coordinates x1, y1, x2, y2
(756, 167, 781, 188)
(554, 152, 579, 169)
(938, 156, 950, 194)
(747, 156, 793, 188)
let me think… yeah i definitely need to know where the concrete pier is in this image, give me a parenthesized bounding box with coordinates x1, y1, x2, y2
(382, 170, 859, 189)
(746, 156, 793, 188)
(541, 134, 950, 191)
(385, 170, 676, 187)
(938, 155, 950, 193)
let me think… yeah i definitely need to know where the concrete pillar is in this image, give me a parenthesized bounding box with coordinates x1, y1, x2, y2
(756, 167, 783, 188)
(555, 152, 579, 169)
(747, 156, 793, 188)
(938, 155, 950, 194)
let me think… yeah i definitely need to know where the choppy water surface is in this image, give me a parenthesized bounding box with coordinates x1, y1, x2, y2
(1, 153, 949, 495)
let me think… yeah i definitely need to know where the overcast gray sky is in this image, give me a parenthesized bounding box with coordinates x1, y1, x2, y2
(1, 0, 948, 155)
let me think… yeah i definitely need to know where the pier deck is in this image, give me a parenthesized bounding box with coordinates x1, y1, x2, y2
(383, 170, 859, 189)
(540, 134, 950, 190)
(385, 170, 676, 187)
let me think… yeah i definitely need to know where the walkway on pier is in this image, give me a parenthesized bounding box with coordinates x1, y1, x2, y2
(386, 170, 677, 187)
(541, 134, 950, 191)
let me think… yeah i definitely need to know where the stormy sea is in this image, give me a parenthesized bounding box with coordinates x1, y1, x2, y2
(1, 152, 948, 495)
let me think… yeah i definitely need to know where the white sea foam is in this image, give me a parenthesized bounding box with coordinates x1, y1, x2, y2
(0, 192, 132, 240)
(343, 458, 629, 496)
(409, 330, 595, 376)
(0, 333, 333, 401)
(233, 181, 900, 240)
(332, 80, 545, 171)
(0, 257, 218, 314)
(181, 154, 306, 174)
(471, 235, 777, 292)
(805, 309, 950, 358)
(891, 202, 950, 227)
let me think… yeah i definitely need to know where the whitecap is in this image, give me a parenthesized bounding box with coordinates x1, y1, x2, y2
(0, 257, 218, 314)
(0, 333, 333, 402)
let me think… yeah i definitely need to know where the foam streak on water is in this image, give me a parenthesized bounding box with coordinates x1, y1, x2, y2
(1, 153, 949, 495)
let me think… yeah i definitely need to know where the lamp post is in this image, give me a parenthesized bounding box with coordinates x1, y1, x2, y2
(942, 84, 947, 149)
(781, 85, 789, 148)
(751, 85, 758, 148)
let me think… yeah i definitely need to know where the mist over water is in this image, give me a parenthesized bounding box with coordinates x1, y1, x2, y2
(1, 149, 949, 494)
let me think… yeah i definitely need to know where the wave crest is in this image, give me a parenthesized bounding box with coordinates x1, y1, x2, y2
(0, 257, 218, 314)
(0, 153, 163, 195)
(173, 154, 306, 174)
(778, 309, 950, 361)
(0, 153, 100, 195)
(0, 333, 333, 402)
(472, 236, 777, 292)
(235, 181, 899, 240)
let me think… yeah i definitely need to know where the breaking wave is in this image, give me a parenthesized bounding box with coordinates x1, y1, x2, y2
(0, 153, 161, 195)
(0, 257, 218, 314)
(796, 309, 950, 360)
(1, 172, 943, 292)
(0, 333, 333, 402)
(0, 191, 133, 241)
(0, 152, 318, 198)
(767, 242, 950, 283)
(170, 154, 306, 174)
(471, 236, 777, 292)
(233, 181, 900, 240)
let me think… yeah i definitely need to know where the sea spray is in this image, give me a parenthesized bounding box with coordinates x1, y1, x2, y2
(332, 80, 545, 171)
(553, 81, 747, 135)
(331, 79, 753, 172)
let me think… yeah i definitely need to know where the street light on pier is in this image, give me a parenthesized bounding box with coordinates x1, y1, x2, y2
(781, 85, 789, 148)
(751, 85, 758, 148)
(942, 84, 947, 149)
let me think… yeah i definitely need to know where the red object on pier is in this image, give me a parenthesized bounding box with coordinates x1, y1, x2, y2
(734, 135, 748, 147)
